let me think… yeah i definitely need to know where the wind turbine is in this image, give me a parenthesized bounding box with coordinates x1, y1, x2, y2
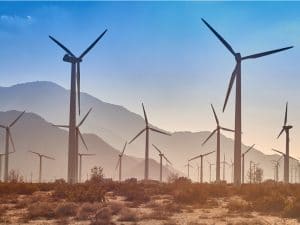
(241, 144, 255, 184)
(202, 18, 293, 186)
(29, 151, 55, 183)
(221, 154, 230, 182)
(277, 102, 293, 183)
(49, 30, 107, 184)
(0, 151, 14, 181)
(78, 153, 96, 183)
(271, 155, 283, 182)
(207, 161, 215, 183)
(129, 103, 171, 180)
(115, 141, 127, 182)
(185, 162, 193, 179)
(272, 148, 296, 183)
(229, 159, 234, 183)
(0, 111, 25, 182)
(152, 144, 172, 182)
(202, 104, 234, 183)
(196, 163, 200, 182)
(53, 108, 92, 183)
(189, 150, 215, 183)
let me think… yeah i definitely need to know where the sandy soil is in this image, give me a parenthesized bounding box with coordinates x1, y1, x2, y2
(0, 192, 299, 225)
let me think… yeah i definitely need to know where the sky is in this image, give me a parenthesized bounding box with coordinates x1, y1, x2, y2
(0, 1, 300, 157)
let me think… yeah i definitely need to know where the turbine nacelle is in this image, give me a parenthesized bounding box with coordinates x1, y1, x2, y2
(283, 125, 293, 130)
(63, 54, 82, 63)
(234, 53, 242, 61)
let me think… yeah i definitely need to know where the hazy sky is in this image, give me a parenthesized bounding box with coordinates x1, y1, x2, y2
(0, 2, 300, 156)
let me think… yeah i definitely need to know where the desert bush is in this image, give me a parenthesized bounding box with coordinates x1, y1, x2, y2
(54, 183, 106, 202)
(173, 185, 207, 205)
(118, 207, 137, 221)
(93, 207, 112, 224)
(27, 202, 56, 219)
(54, 202, 77, 218)
(0, 206, 8, 216)
(108, 201, 124, 215)
(283, 197, 300, 219)
(0, 183, 38, 195)
(227, 198, 251, 212)
(76, 202, 102, 220)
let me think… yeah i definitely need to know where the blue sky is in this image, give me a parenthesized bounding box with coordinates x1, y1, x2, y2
(0, 2, 300, 155)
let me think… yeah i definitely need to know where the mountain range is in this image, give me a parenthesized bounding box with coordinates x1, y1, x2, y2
(0, 81, 296, 182)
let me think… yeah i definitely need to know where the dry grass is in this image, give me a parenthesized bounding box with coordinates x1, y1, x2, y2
(54, 202, 78, 218)
(27, 202, 56, 219)
(118, 207, 138, 221)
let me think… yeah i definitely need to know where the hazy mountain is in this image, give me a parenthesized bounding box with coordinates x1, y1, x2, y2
(0, 111, 177, 182)
(0, 81, 296, 182)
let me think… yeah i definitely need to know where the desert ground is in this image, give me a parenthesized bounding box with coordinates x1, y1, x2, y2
(1, 176, 300, 225)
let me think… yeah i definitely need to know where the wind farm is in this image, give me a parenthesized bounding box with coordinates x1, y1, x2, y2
(1, 1, 300, 224)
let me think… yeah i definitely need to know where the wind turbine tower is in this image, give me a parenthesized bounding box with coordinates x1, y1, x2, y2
(202, 18, 293, 186)
(202, 104, 234, 183)
(49, 30, 107, 183)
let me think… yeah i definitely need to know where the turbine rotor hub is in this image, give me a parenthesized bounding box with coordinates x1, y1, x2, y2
(235, 53, 242, 61)
(63, 54, 82, 63)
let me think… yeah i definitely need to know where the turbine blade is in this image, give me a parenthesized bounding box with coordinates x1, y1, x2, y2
(78, 108, 92, 127)
(80, 153, 96, 156)
(203, 150, 215, 157)
(241, 46, 293, 60)
(53, 124, 69, 128)
(202, 129, 217, 145)
(163, 155, 172, 165)
(189, 154, 202, 162)
(29, 150, 40, 156)
(244, 144, 255, 155)
(220, 127, 235, 132)
(77, 63, 81, 115)
(78, 130, 88, 151)
(277, 128, 284, 139)
(0, 124, 6, 129)
(152, 144, 162, 154)
(201, 18, 236, 56)
(142, 103, 148, 125)
(79, 29, 108, 59)
(129, 128, 146, 144)
(43, 155, 55, 160)
(284, 102, 288, 126)
(8, 131, 16, 153)
(223, 64, 237, 112)
(9, 111, 25, 127)
(272, 148, 285, 156)
(277, 155, 283, 162)
(49, 35, 75, 57)
(115, 157, 120, 170)
(211, 104, 219, 125)
(121, 141, 127, 155)
(149, 128, 171, 136)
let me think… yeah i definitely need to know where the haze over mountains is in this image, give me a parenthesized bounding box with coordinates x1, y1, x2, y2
(0, 81, 296, 182)
(0, 110, 178, 182)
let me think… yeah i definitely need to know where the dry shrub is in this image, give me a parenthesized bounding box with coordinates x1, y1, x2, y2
(54, 183, 106, 202)
(54, 202, 77, 218)
(118, 207, 137, 222)
(145, 209, 170, 220)
(107, 201, 124, 215)
(94, 207, 112, 224)
(283, 197, 300, 219)
(27, 202, 56, 219)
(227, 198, 251, 212)
(0, 206, 8, 216)
(0, 183, 38, 195)
(76, 202, 102, 220)
(173, 185, 207, 205)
